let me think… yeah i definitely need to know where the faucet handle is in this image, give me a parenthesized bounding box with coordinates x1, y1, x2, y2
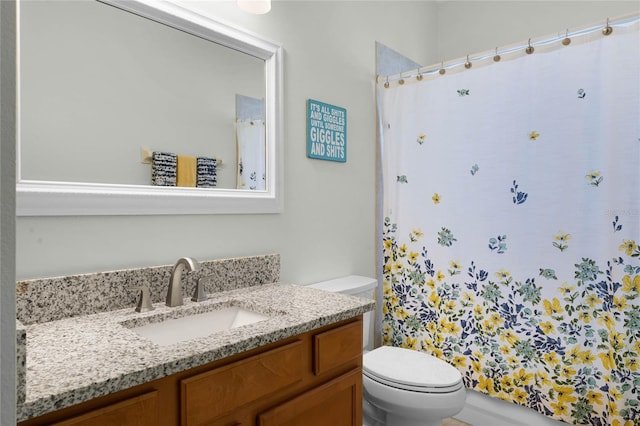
(128, 286, 154, 313)
(191, 278, 208, 302)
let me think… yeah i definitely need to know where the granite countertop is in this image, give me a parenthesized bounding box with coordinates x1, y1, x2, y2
(18, 282, 374, 422)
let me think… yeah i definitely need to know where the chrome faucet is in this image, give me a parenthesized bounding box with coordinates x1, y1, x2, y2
(166, 257, 200, 307)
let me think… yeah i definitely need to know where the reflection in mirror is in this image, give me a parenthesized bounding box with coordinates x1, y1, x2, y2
(236, 94, 265, 191)
(16, 0, 283, 215)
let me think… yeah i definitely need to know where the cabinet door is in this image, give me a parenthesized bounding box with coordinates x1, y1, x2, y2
(181, 340, 305, 426)
(51, 391, 158, 426)
(257, 368, 362, 426)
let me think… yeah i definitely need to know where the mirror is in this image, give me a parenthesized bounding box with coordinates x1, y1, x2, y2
(16, 0, 283, 215)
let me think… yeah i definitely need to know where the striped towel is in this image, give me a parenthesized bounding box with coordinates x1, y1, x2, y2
(151, 152, 177, 186)
(197, 157, 217, 188)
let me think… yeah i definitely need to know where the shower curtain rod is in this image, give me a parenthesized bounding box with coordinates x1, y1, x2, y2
(377, 12, 640, 85)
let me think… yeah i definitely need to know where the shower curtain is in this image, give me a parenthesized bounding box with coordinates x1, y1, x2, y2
(236, 119, 266, 190)
(379, 21, 639, 426)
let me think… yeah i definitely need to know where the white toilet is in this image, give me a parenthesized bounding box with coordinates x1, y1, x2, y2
(309, 276, 466, 426)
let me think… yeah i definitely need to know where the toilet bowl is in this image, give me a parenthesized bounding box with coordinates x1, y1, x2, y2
(363, 346, 466, 426)
(308, 276, 466, 426)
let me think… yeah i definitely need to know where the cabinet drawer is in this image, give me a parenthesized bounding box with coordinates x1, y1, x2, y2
(257, 367, 362, 426)
(181, 340, 304, 426)
(313, 319, 362, 375)
(51, 391, 158, 426)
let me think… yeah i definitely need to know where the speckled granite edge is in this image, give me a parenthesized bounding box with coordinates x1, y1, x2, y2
(16, 319, 26, 406)
(17, 283, 375, 422)
(16, 254, 280, 325)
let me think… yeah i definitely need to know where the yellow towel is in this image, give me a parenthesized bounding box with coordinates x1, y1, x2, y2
(176, 155, 197, 187)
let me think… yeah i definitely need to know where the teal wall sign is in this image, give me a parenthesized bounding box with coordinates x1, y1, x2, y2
(306, 99, 347, 162)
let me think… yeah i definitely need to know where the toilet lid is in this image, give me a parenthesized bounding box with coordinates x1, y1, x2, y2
(363, 346, 463, 393)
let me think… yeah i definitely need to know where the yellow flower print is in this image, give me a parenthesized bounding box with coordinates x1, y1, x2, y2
(404, 336, 417, 349)
(472, 360, 482, 374)
(554, 231, 571, 242)
(443, 300, 457, 312)
(619, 239, 637, 256)
(599, 350, 615, 371)
(428, 291, 440, 307)
(612, 296, 627, 311)
(513, 388, 528, 404)
(442, 321, 460, 335)
(408, 251, 419, 262)
(412, 229, 423, 239)
(584, 294, 602, 308)
(598, 312, 615, 331)
(383, 239, 393, 250)
(567, 345, 582, 363)
(551, 402, 569, 417)
(500, 329, 519, 345)
(585, 170, 601, 180)
(432, 193, 441, 204)
(495, 269, 510, 280)
(383, 263, 391, 274)
(558, 282, 575, 296)
(610, 387, 623, 401)
(529, 130, 540, 140)
(499, 345, 511, 355)
(535, 371, 551, 386)
(489, 312, 504, 325)
(473, 305, 484, 317)
(426, 278, 436, 289)
(560, 365, 576, 378)
(396, 306, 409, 320)
(514, 368, 533, 385)
(579, 350, 596, 365)
(586, 390, 604, 406)
(461, 292, 475, 304)
(539, 321, 555, 334)
(482, 319, 497, 334)
(417, 134, 427, 144)
(578, 310, 592, 324)
(452, 355, 466, 368)
(436, 270, 445, 281)
(625, 356, 638, 371)
(553, 384, 577, 404)
(507, 356, 520, 368)
(544, 352, 560, 365)
(500, 376, 514, 389)
(543, 298, 564, 316)
(399, 243, 408, 256)
(610, 331, 625, 350)
(478, 376, 494, 394)
(432, 347, 444, 358)
(622, 274, 640, 293)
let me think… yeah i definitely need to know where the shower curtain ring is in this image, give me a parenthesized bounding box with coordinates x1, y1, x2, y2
(464, 55, 472, 69)
(562, 29, 571, 46)
(384, 76, 390, 89)
(493, 47, 501, 62)
(603, 18, 613, 35)
(525, 39, 534, 54)
(398, 72, 405, 85)
(439, 61, 446, 75)
(416, 69, 423, 81)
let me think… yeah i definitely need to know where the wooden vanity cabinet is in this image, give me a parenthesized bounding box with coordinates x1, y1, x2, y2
(18, 316, 363, 426)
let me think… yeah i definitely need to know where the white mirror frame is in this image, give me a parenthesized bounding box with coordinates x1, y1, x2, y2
(16, 0, 283, 216)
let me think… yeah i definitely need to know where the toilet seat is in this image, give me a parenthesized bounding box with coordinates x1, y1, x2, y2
(363, 346, 463, 394)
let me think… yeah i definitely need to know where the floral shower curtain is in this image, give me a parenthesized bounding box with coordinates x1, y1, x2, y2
(379, 20, 639, 426)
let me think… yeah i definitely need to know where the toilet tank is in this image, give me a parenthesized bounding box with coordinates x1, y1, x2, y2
(308, 275, 377, 350)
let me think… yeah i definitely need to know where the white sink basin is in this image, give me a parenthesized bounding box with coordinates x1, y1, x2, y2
(129, 306, 270, 346)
